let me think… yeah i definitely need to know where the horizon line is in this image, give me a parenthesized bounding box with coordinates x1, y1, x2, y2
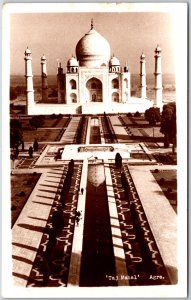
(10, 72, 176, 76)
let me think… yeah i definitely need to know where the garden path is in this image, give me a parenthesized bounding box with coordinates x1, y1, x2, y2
(129, 164, 177, 284)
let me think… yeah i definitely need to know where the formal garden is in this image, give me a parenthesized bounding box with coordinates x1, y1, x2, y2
(10, 115, 72, 145)
(151, 169, 177, 212)
(11, 173, 41, 227)
(22, 129, 61, 142)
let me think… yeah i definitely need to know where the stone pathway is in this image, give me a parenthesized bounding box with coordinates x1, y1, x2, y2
(11, 160, 177, 287)
(12, 167, 65, 286)
(27, 163, 83, 287)
(128, 164, 177, 284)
(60, 117, 81, 143)
(67, 159, 88, 286)
(109, 115, 130, 143)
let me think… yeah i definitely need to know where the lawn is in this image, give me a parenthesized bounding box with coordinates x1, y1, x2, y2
(152, 169, 177, 213)
(145, 142, 160, 149)
(130, 128, 143, 137)
(12, 116, 70, 129)
(140, 127, 163, 138)
(153, 153, 177, 165)
(52, 117, 70, 128)
(35, 117, 70, 128)
(130, 152, 150, 160)
(23, 129, 61, 142)
(16, 157, 39, 169)
(37, 118, 59, 128)
(120, 116, 134, 125)
(11, 173, 41, 227)
(131, 117, 148, 125)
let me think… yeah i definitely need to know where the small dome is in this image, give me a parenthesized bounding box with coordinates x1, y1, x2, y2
(25, 47, 31, 55)
(140, 53, 145, 59)
(109, 55, 120, 66)
(67, 56, 79, 67)
(76, 27, 111, 67)
(41, 54, 46, 60)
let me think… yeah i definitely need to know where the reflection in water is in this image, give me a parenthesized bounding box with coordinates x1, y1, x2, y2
(90, 117, 101, 144)
(80, 164, 117, 286)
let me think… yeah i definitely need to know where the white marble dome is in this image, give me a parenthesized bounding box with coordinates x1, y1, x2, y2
(109, 55, 120, 66)
(76, 27, 111, 68)
(67, 56, 79, 67)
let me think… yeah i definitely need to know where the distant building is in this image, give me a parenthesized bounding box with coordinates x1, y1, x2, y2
(25, 21, 163, 115)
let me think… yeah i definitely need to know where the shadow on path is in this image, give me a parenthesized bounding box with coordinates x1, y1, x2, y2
(12, 242, 38, 252)
(17, 223, 45, 233)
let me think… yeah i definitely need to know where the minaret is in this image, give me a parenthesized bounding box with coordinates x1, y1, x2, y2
(57, 60, 63, 103)
(121, 60, 131, 103)
(24, 47, 34, 111)
(140, 52, 147, 98)
(154, 45, 163, 109)
(41, 54, 48, 102)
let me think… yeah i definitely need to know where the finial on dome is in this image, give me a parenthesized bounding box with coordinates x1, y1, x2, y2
(91, 18, 94, 29)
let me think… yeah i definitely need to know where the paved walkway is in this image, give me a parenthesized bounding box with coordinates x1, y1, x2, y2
(11, 160, 177, 286)
(67, 159, 88, 286)
(128, 165, 177, 284)
(12, 167, 64, 286)
(60, 116, 81, 143)
(109, 116, 130, 143)
(13, 156, 127, 287)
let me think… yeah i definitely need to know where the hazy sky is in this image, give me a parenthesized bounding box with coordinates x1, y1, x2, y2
(10, 12, 176, 75)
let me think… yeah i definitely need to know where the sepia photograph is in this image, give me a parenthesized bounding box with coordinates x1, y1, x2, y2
(1, 2, 187, 298)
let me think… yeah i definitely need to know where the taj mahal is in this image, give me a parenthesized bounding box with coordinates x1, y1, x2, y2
(25, 20, 163, 115)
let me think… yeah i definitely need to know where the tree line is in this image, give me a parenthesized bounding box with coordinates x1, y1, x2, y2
(10, 103, 177, 154)
(144, 103, 176, 151)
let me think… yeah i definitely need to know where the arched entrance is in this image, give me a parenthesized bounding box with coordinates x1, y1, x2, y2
(111, 78, 119, 89)
(70, 93, 77, 103)
(70, 79, 77, 89)
(86, 77, 102, 102)
(112, 92, 119, 102)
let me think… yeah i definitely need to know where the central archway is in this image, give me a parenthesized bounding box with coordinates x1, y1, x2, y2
(86, 77, 102, 102)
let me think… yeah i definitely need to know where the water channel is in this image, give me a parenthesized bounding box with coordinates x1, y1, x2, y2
(79, 163, 117, 286)
(89, 117, 101, 144)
